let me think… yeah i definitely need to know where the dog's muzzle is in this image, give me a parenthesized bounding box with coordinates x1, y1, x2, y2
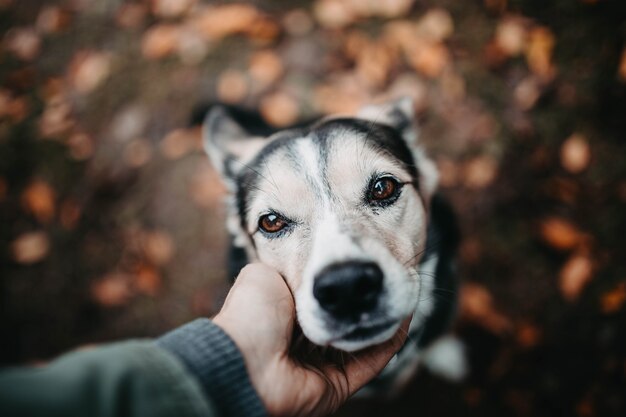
(313, 261, 383, 322)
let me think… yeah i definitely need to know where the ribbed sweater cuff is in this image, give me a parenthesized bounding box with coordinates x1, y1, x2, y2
(156, 318, 267, 417)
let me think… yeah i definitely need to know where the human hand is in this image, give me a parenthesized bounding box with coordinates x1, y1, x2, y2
(213, 263, 410, 417)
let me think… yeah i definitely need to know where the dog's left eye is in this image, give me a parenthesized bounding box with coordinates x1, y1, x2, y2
(367, 176, 402, 206)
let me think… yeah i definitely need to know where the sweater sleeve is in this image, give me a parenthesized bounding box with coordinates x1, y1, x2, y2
(157, 318, 267, 417)
(0, 340, 216, 417)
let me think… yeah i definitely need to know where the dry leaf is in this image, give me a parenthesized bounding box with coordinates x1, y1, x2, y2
(260, 91, 300, 127)
(59, 198, 82, 230)
(68, 51, 112, 94)
(141, 24, 180, 59)
(539, 217, 584, 251)
(516, 321, 542, 348)
(36, 6, 71, 34)
(560, 133, 590, 174)
(21, 180, 56, 224)
(150, 0, 196, 19)
(356, 40, 396, 89)
(91, 273, 134, 307)
(134, 264, 161, 296)
(559, 253, 593, 301)
(415, 8, 454, 42)
(463, 156, 498, 189)
(11, 232, 50, 264)
(514, 76, 541, 110)
(460, 283, 513, 334)
(176, 27, 208, 64)
(191, 4, 274, 41)
(190, 165, 228, 208)
(495, 17, 527, 57)
(601, 283, 626, 314)
(525, 26, 556, 81)
(39, 96, 74, 138)
(4, 27, 41, 61)
(407, 42, 449, 78)
(142, 230, 174, 266)
(282, 9, 314, 36)
(124, 139, 152, 168)
(216, 69, 249, 104)
(619, 48, 626, 83)
(313, 0, 357, 29)
(437, 157, 460, 188)
(249, 50, 284, 89)
(159, 128, 196, 159)
(66, 132, 95, 160)
(116, 3, 147, 29)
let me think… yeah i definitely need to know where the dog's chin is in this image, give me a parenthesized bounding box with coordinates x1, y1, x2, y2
(328, 320, 401, 352)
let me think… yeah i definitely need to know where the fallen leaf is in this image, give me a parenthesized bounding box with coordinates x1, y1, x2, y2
(460, 283, 513, 334)
(282, 9, 314, 36)
(260, 91, 300, 127)
(3, 27, 41, 61)
(68, 51, 112, 94)
(21, 180, 56, 224)
(36, 5, 71, 34)
(189, 165, 228, 208)
(159, 128, 196, 159)
(313, 0, 357, 29)
(514, 76, 541, 110)
(407, 41, 449, 78)
(124, 139, 152, 168)
(59, 198, 82, 230)
(356, 40, 396, 88)
(142, 230, 174, 266)
(216, 69, 249, 104)
(11, 232, 50, 264)
(134, 264, 161, 296)
(619, 48, 626, 83)
(39, 95, 74, 138)
(66, 132, 95, 160)
(463, 156, 498, 189)
(559, 253, 593, 301)
(115, 3, 147, 29)
(601, 283, 626, 314)
(437, 157, 460, 188)
(525, 26, 556, 81)
(415, 8, 454, 42)
(150, 0, 196, 19)
(141, 24, 180, 59)
(560, 133, 591, 174)
(516, 321, 542, 348)
(249, 50, 284, 89)
(176, 27, 208, 64)
(495, 17, 527, 57)
(539, 217, 584, 251)
(91, 273, 134, 307)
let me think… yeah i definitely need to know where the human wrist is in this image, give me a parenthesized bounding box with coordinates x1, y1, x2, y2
(156, 318, 267, 417)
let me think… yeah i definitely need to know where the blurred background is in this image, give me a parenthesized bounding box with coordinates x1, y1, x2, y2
(1, 0, 625, 416)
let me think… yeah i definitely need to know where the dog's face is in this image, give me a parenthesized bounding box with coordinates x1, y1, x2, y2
(204, 98, 439, 351)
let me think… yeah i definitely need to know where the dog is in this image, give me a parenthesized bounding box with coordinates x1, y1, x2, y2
(201, 97, 466, 394)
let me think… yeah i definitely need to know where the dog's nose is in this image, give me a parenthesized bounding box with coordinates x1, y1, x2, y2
(313, 261, 383, 320)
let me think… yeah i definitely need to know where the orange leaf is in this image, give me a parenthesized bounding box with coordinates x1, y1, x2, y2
(11, 231, 50, 264)
(142, 231, 174, 266)
(559, 253, 593, 301)
(601, 283, 626, 314)
(91, 273, 134, 307)
(539, 217, 584, 251)
(21, 180, 56, 224)
(460, 283, 513, 335)
(260, 91, 300, 127)
(560, 133, 591, 174)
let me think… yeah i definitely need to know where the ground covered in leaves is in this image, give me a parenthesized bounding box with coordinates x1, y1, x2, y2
(1, 1, 625, 416)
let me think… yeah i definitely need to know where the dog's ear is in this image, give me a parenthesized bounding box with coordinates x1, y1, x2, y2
(202, 106, 267, 189)
(356, 96, 418, 144)
(357, 97, 439, 205)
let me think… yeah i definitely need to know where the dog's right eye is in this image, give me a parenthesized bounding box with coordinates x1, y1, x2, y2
(258, 213, 288, 234)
